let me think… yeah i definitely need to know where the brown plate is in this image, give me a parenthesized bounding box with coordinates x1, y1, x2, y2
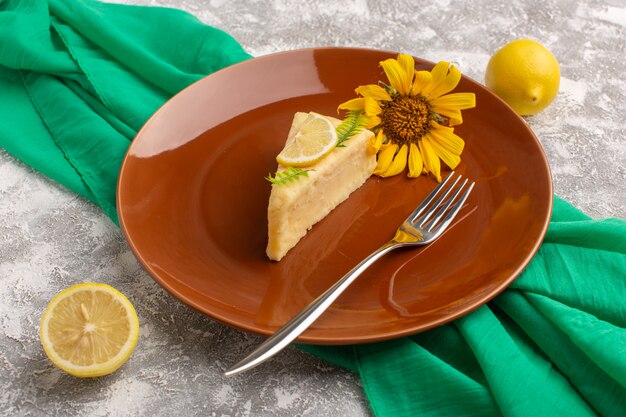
(117, 47, 552, 344)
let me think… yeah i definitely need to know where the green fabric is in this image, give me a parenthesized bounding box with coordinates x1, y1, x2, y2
(0, 0, 251, 222)
(304, 197, 626, 416)
(2, 1, 625, 416)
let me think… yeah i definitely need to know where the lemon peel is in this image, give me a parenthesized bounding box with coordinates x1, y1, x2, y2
(276, 112, 338, 167)
(485, 39, 560, 116)
(40, 282, 139, 377)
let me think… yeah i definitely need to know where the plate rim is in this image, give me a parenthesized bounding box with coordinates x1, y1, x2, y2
(117, 46, 553, 345)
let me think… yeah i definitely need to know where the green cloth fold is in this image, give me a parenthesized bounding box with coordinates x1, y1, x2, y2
(1, 1, 625, 416)
(304, 199, 626, 416)
(0, 0, 251, 221)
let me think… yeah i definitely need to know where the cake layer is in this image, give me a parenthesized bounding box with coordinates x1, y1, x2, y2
(266, 112, 376, 261)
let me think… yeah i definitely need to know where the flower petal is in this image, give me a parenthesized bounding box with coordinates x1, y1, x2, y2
(382, 144, 408, 177)
(397, 54, 415, 91)
(433, 107, 463, 126)
(362, 115, 382, 129)
(421, 61, 450, 97)
(368, 129, 384, 154)
(430, 92, 476, 110)
(408, 142, 423, 177)
(428, 64, 462, 99)
(338, 97, 366, 112)
(380, 57, 411, 95)
(355, 84, 392, 101)
(419, 137, 442, 181)
(430, 122, 465, 155)
(363, 98, 383, 116)
(374, 143, 398, 176)
(378, 139, 397, 151)
(427, 131, 462, 169)
(411, 70, 432, 95)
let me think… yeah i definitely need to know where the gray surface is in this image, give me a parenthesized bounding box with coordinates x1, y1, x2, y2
(1, 0, 625, 415)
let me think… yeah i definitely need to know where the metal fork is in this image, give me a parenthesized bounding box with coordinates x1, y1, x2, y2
(225, 172, 475, 376)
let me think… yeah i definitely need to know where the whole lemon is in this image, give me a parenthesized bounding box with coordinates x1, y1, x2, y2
(485, 39, 560, 116)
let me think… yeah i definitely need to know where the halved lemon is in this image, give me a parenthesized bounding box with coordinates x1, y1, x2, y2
(40, 282, 140, 377)
(276, 112, 338, 167)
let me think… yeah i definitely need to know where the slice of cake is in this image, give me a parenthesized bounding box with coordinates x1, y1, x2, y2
(266, 112, 376, 261)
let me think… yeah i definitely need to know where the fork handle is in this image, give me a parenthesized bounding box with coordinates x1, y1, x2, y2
(224, 242, 398, 376)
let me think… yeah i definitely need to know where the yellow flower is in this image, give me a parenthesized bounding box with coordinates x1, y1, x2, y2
(338, 54, 476, 181)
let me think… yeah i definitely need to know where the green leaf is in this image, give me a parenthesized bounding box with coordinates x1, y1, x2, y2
(266, 167, 313, 185)
(336, 110, 367, 147)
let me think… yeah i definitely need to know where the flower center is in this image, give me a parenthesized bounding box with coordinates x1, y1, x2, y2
(380, 95, 432, 144)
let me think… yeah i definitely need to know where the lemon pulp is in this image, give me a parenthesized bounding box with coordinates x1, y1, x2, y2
(40, 282, 139, 377)
(276, 112, 338, 167)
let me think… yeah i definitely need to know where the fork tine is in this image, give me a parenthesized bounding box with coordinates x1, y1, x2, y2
(416, 174, 463, 228)
(423, 178, 469, 231)
(407, 171, 457, 224)
(427, 180, 475, 236)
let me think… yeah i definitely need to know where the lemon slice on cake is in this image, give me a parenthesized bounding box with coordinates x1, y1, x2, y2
(276, 112, 338, 167)
(40, 282, 140, 377)
(267, 112, 376, 261)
